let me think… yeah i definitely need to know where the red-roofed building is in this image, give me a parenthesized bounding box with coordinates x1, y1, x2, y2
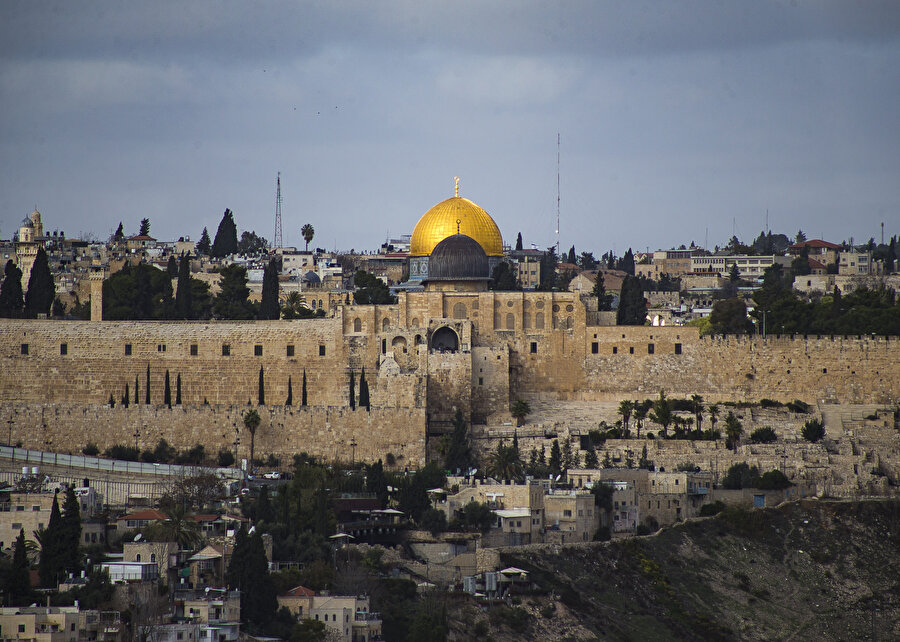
(126, 235, 157, 252)
(789, 240, 840, 266)
(116, 509, 168, 530)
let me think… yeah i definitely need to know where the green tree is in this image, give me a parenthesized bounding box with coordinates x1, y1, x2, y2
(259, 258, 280, 320)
(145, 364, 151, 405)
(176, 374, 182, 405)
(175, 256, 194, 319)
(444, 410, 475, 474)
(214, 264, 254, 319)
(0, 260, 25, 317)
(301, 224, 315, 252)
(618, 400, 634, 433)
(348, 370, 356, 410)
(515, 232, 523, 251)
(238, 230, 269, 255)
(60, 486, 82, 574)
(302, 369, 307, 406)
(749, 426, 777, 443)
(164, 370, 172, 407)
(724, 412, 743, 452)
(649, 391, 673, 438)
(139, 218, 151, 236)
(802, 418, 825, 443)
(258, 367, 266, 406)
(38, 491, 62, 587)
(709, 298, 753, 335)
(24, 247, 54, 318)
(708, 404, 720, 436)
(166, 255, 178, 277)
(538, 246, 558, 291)
(227, 527, 277, 627)
(286, 376, 293, 406)
(548, 439, 562, 475)
(211, 209, 239, 258)
(579, 251, 597, 270)
(583, 442, 599, 468)
(592, 271, 613, 311)
(366, 460, 389, 507)
(113, 222, 125, 241)
(633, 401, 648, 438)
(243, 409, 261, 467)
(722, 462, 759, 489)
(510, 399, 531, 427)
(691, 395, 704, 436)
(616, 275, 646, 325)
(103, 263, 174, 320)
(353, 270, 395, 304)
(487, 441, 523, 481)
(489, 261, 520, 290)
(7, 529, 32, 605)
(358, 368, 370, 411)
(196, 227, 212, 255)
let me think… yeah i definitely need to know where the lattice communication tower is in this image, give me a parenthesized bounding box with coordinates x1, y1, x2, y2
(274, 172, 283, 250)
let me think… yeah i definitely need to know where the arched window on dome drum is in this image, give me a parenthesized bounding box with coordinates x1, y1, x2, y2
(431, 326, 459, 352)
(453, 302, 467, 319)
(382, 318, 390, 331)
(506, 313, 515, 330)
(353, 318, 362, 333)
(535, 312, 545, 330)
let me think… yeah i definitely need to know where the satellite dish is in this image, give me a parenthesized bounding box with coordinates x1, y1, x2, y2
(134, 533, 143, 542)
(248, 526, 256, 535)
(554, 474, 561, 482)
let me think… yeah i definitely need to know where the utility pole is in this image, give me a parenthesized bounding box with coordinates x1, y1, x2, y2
(556, 133, 560, 258)
(274, 172, 283, 250)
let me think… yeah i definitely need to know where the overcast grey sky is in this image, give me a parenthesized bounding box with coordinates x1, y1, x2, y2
(2, 1, 898, 255)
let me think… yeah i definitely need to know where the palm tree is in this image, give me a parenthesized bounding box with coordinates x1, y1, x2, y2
(618, 400, 634, 434)
(724, 411, 743, 452)
(243, 409, 261, 468)
(691, 394, 704, 437)
(510, 399, 531, 427)
(488, 441, 523, 481)
(633, 402, 648, 439)
(649, 390, 673, 438)
(147, 507, 202, 548)
(301, 224, 315, 252)
(708, 404, 720, 437)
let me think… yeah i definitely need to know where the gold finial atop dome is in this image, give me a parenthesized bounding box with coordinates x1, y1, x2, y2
(409, 192, 503, 257)
(454, 176, 460, 198)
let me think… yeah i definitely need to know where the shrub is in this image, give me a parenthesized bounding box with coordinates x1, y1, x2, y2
(419, 508, 448, 535)
(217, 449, 235, 467)
(786, 400, 810, 413)
(801, 419, 825, 443)
(82, 443, 99, 456)
(722, 462, 759, 490)
(540, 603, 556, 619)
(699, 501, 725, 517)
(756, 470, 792, 490)
(760, 398, 783, 408)
(103, 444, 140, 461)
(635, 516, 660, 536)
(749, 426, 777, 444)
(675, 462, 698, 472)
(593, 526, 611, 541)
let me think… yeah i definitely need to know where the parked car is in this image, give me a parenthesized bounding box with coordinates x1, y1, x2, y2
(263, 471, 281, 479)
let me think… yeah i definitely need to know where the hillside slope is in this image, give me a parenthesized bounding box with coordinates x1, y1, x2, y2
(449, 499, 900, 640)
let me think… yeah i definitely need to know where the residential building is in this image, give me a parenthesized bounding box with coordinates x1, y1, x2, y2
(690, 255, 791, 280)
(277, 587, 381, 642)
(543, 488, 598, 542)
(0, 606, 123, 642)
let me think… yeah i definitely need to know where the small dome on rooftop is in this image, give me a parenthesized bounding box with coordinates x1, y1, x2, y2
(425, 234, 490, 282)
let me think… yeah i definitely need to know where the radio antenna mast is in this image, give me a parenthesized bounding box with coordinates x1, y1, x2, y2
(556, 133, 560, 257)
(274, 172, 283, 250)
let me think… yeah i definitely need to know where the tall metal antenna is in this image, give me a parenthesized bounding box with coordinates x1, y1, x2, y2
(556, 133, 560, 257)
(274, 172, 283, 250)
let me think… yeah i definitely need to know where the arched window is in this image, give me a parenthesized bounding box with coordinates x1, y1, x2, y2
(453, 302, 467, 319)
(353, 318, 362, 332)
(411, 318, 420, 328)
(506, 313, 515, 330)
(535, 312, 545, 329)
(319, 299, 324, 309)
(523, 312, 531, 329)
(150, 553, 156, 563)
(382, 318, 390, 331)
(136, 554, 141, 562)
(392, 336, 408, 353)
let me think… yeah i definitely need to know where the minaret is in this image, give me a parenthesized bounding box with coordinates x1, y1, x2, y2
(90, 267, 104, 322)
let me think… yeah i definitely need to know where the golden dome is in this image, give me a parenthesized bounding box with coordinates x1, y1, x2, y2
(409, 196, 503, 257)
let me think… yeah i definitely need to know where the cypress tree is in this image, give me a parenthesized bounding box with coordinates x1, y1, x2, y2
(0, 259, 25, 317)
(8, 529, 31, 606)
(176, 374, 182, 405)
(258, 367, 265, 405)
(616, 275, 647, 325)
(123, 383, 130, 408)
(211, 208, 239, 258)
(24, 247, 54, 318)
(302, 370, 307, 406)
(135, 375, 140, 404)
(196, 227, 212, 255)
(285, 376, 293, 406)
(39, 491, 62, 587)
(175, 256, 193, 319)
(349, 370, 356, 410)
(145, 365, 151, 404)
(258, 258, 280, 320)
(166, 255, 178, 277)
(359, 368, 370, 411)
(164, 370, 172, 408)
(61, 486, 82, 574)
(515, 232, 523, 251)
(227, 527, 276, 626)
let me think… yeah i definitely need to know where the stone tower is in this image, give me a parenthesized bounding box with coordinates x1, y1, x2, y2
(90, 268, 104, 321)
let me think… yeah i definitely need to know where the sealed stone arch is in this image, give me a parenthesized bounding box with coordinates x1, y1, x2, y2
(453, 302, 467, 319)
(392, 336, 408, 353)
(431, 326, 459, 352)
(382, 318, 390, 331)
(353, 318, 362, 332)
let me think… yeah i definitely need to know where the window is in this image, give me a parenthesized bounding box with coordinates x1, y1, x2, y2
(286, 345, 295, 357)
(674, 343, 682, 355)
(157, 344, 166, 352)
(530, 342, 537, 354)
(222, 344, 231, 356)
(32, 505, 39, 511)
(478, 377, 483, 386)
(591, 342, 599, 354)
(60, 343, 68, 355)
(612, 346, 618, 354)
(12, 522, 22, 529)
(319, 345, 326, 356)
(629, 346, 634, 354)
(648, 343, 654, 354)
(254, 345, 263, 356)
(16, 505, 24, 511)
(190, 344, 198, 356)
(563, 510, 572, 517)
(19, 625, 26, 633)
(20, 343, 28, 355)
(125, 344, 132, 356)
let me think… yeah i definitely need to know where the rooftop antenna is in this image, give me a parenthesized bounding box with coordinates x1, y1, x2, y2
(274, 173, 283, 250)
(556, 133, 560, 256)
